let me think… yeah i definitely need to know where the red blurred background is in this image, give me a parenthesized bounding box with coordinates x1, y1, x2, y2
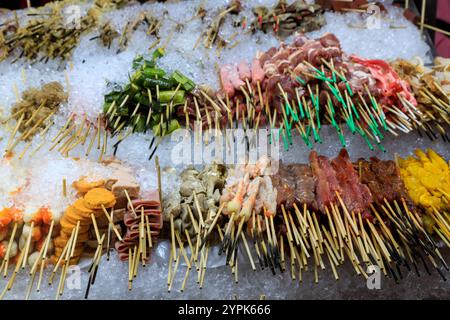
(2, 0, 449, 57)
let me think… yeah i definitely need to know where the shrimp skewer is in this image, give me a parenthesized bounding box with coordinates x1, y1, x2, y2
(226, 178, 261, 264)
(239, 178, 261, 222)
(226, 173, 250, 215)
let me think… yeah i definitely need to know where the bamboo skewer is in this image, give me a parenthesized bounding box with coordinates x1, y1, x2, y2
(6, 113, 25, 152)
(1, 223, 18, 278)
(241, 232, 256, 271)
(21, 221, 35, 269)
(101, 205, 122, 241)
(168, 249, 181, 292)
(175, 230, 191, 270)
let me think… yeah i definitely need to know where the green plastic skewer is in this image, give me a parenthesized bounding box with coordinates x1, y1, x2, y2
(281, 127, 289, 151)
(336, 127, 346, 147)
(355, 126, 374, 151)
(296, 93, 305, 119)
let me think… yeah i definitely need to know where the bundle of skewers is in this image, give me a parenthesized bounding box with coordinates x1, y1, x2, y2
(0, 148, 448, 298)
(215, 148, 449, 285)
(251, 0, 325, 37)
(5, 35, 447, 164)
(0, 79, 112, 162)
(398, 149, 450, 245)
(0, 0, 159, 63)
(0, 156, 153, 299)
(391, 57, 450, 141)
(102, 50, 195, 158)
(213, 32, 431, 152)
(163, 163, 227, 291)
(2, 81, 67, 159)
(0, 2, 102, 64)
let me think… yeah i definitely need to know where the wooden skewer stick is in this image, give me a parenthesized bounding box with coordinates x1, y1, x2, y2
(293, 203, 309, 236)
(199, 244, 210, 288)
(127, 247, 132, 290)
(194, 228, 202, 266)
(6, 113, 25, 152)
(241, 232, 256, 271)
(180, 221, 199, 291)
(34, 221, 54, 292)
(200, 203, 225, 248)
(175, 230, 191, 270)
(21, 221, 35, 269)
(133, 239, 141, 278)
(420, 0, 426, 34)
(145, 215, 152, 249)
(0, 247, 25, 299)
(1, 223, 18, 278)
(141, 213, 146, 267)
(281, 205, 294, 243)
(85, 234, 105, 299)
(279, 234, 286, 271)
(69, 221, 81, 259)
(124, 189, 137, 218)
(106, 209, 114, 261)
(335, 192, 359, 237)
(48, 228, 74, 285)
(1, 107, 25, 124)
(170, 214, 177, 263)
(155, 156, 163, 209)
(30, 220, 54, 276)
(193, 192, 205, 228)
(23, 101, 46, 128)
(13, 110, 57, 151)
(90, 214, 101, 243)
(128, 246, 136, 290)
(55, 223, 79, 299)
(168, 249, 181, 292)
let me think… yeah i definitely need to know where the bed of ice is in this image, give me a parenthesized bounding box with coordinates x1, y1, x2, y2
(0, 0, 448, 300)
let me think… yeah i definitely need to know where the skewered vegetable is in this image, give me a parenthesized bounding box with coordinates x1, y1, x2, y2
(103, 50, 196, 137)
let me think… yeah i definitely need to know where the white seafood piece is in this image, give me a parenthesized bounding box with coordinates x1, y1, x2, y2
(19, 234, 27, 251)
(21, 224, 33, 240)
(27, 251, 40, 268)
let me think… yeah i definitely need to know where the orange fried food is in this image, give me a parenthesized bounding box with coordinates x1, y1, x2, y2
(31, 207, 53, 225)
(0, 207, 23, 228)
(72, 198, 93, 217)
(73, 178, 105, 194)
(64, 205, 92, 224)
